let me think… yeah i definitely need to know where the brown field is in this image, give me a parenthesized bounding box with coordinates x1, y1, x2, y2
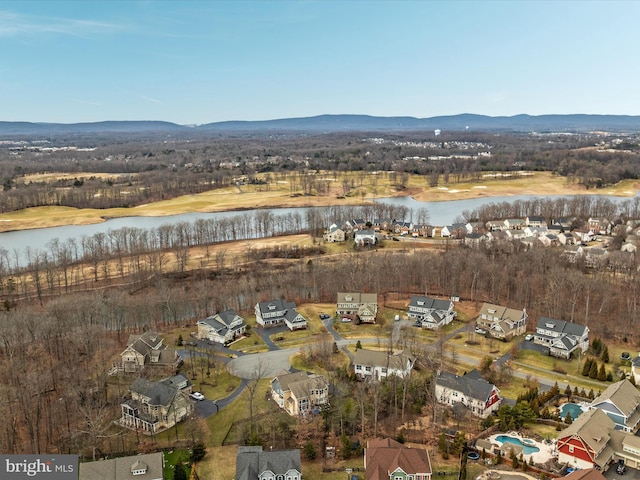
(1, 171, 637, 232)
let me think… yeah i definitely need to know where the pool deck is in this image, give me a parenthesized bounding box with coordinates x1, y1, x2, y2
(487, 432, 556, 464)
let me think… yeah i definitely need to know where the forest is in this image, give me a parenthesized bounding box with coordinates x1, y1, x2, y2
(1, 129, 640, 461)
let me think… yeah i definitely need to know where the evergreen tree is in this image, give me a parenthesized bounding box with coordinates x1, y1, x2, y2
(602, 345, 610, 363)
(598, 363, 607, 381)
(582, 358, 592, 376)
(303, 441, 317, 460)
(191, 443, 206, 462)
(589, 361, 599, 379)
(564, 412, 573, 424)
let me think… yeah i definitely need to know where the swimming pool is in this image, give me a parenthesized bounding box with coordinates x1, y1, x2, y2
(495, 435, 541, 454)
(560, 403, 584, 421)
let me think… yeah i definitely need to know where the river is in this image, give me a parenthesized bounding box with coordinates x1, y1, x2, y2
(0, 194, 634, 266)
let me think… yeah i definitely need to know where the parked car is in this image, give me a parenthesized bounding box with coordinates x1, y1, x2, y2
(525, 334, 533, 341)
(621, 351, 631, 360)
(190, 392, 205, 401)
(475, 327, 487, 335)
(319, 313, 331, 320)
(341, 317, 352, 323)
(617, 460, 627, 474)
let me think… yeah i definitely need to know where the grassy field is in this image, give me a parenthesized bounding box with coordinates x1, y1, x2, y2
(2, 170, 637, 232)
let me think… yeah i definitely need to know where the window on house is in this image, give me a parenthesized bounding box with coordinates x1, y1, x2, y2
(568, 445, 574, 453)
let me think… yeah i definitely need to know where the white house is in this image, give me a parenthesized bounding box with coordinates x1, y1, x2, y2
(435, 369, 502, 418)
(353, 349, 415, 380)
(196, 309, 246, 345)
(533, 317, 589, 358)
(407, 295, 455, 330)
(255, 300, 307, 330)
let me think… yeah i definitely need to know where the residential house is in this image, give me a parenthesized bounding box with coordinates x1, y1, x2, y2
(464, 232, 484, 248)
(336, 292, 378, 323)
(486, 220, 505, 232)
(526, 215, 547, 228)
(588, 218, 612, 235)
(255, 299, 307, 330)
(79, 452, 164, 480)
(466, 221, 486, 234)
(349, 219, 367, 231)
(393, 221, 413, 236)
(196, 309, 246, 345)
(538, 233, 559, 247)
(504, 218, 526, 230)
(119, 375, 193, 434)
(235, 446, 301, 480)
(557, 408, 615, 469)
(271, 371, 329, 416)
(353, 349, 415, 380)
(407, 295, 455, 330)
(434, 369, 501, 418)
(476, 303, 527, 341)
(114, 331, 180, 374)
(558, 406, 640, 470)
(354, 229, 377, 246)
(364, 438, 431, 480)
(504, 229, 526, 240)
(558, 232, 576, 245)
(533, 317, 589, 359)
(373, 218, 393, 232)
(589, 379, 640, 433)
(563, 469, 607, 480)
(323, 224, 346, 242)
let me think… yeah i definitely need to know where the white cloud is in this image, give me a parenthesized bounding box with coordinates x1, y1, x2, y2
(0, 11, 122, 37)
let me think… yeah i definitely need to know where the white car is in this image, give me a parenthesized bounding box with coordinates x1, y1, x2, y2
(190, 392, 205, 401)
(525, 334, 533, 341)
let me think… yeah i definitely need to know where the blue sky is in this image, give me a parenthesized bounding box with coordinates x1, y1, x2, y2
(1, 0, 639, 124)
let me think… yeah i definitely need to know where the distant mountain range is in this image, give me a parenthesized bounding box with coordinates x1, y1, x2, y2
(2, 114, 640, 136)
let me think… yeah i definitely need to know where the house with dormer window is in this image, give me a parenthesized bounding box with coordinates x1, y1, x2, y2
(119, 375, 193, 435)
(353, 349, 415, 381)
(271, 371, 329, 416)
(407, 295, 455, 330)
(476, 303, 527, 341)
(113, 331, 181, 374)
(589, 379, 640, 433)
(533, 317, 589, 359)
(196, 309, 246, 345)
(79, 452, 165, 480)
(435, 369, 501, 418)
(235, 446, 301, 480)
(255, 299, 307, 331)
(337, 292, 378, 323)
(365, 438, 431, 480)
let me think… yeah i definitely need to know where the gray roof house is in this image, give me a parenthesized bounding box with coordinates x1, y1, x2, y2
(589, 379, 640, 433)
(435, 369, 502, 418)
(114, 331, 180, 374)
(119, 375, 193, 434)
(196, 309, 246, 345)
(407, 295, 455, 330)
(353, 349, 415, 381)
(255, 299, 307, 331)
(236, 446, 301, 480)
(533, 317, 589, 359)
(79, 452, 164, 480)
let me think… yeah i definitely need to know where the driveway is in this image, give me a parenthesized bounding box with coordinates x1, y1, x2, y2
(227, 347, 299, 379)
